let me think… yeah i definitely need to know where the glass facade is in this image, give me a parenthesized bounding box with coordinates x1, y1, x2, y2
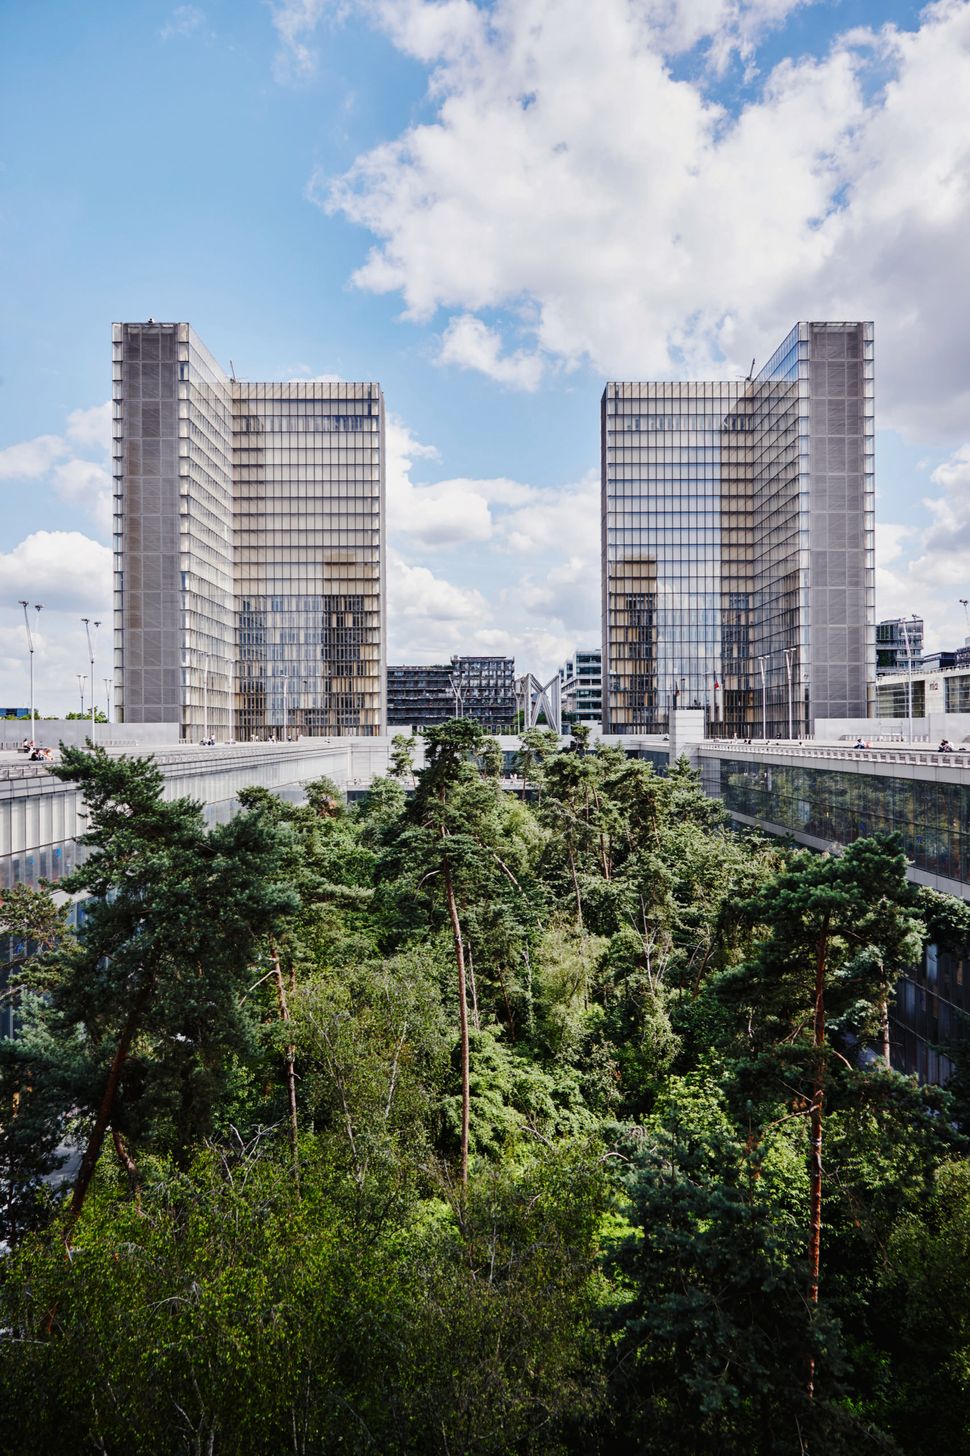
(113, 323, 386, 739)
(0, 787, 82, 894)
(947, 674, 970, 713)
(875, 677, 926, 718)
(703, 756, 970, 884)
(113, 322, 235, 732)
(892, 942, 970, 1086)
(602, 323, 874, 736)
(601, 380, 748, 733)
(873, 669, 970, 719)
(234, 381, 384, 739)
(387, 656, 516, 732)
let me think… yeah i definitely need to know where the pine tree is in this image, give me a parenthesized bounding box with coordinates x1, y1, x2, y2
(30, 746, 300, 1239)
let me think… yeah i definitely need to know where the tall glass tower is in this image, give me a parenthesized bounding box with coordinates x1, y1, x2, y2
(601, 322, 874, 738)
(113, 321, 386, 740)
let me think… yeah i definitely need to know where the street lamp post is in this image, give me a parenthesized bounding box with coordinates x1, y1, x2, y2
(203, 655, 209, 742)
(104, 677, 112, 725)
(756, 655, 769, 740)
(77, 674, 86, 717)
(19, 601, 43, 743)
(784, 647, 796, 740)
(82, 619, 100, 745)
(282, 676, 288, 742)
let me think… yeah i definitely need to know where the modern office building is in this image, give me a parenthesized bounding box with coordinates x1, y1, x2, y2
(387, 656, 515, 732)
(876, 616, 923, 677)
(559, 649, 603, 725)
(458, 655, 515, 732)
(874, 665, 970, 723)
(602, 322, 875, 737)
(387, 662, 455, 727)
(112, 321, 385, 740)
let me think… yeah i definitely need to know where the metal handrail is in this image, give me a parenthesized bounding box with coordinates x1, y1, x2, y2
(698, 741, 970, 768)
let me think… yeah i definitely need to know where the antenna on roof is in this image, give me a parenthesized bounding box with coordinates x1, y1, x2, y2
(229, 358, 236, 381)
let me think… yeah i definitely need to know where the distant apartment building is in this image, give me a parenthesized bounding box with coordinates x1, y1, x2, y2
(602, 322, 875, 737)
(559, 649, 603, 725)
(920, 651, 958, 673)
(876, 617, 924, 677)
(386, 663, 454, 728)
(387, 655, 515, 733)
(112, 321, 386, 740)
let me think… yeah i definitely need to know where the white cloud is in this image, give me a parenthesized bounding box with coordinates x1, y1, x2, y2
(383, 408, 600, 672)
(518, 553, 600, 632)
(391, 476, 495, 546)
(387, 415, 521, 549)
(0, 531, 112, 713)
(51, 460, 113, 534)
(0, 402, 112, 535)
(386, 547, 585, 675)
(270, 0, 332, 82)
(66, 402, 112, 453)
(0, 435, 68, 480)
(495, 470, 599, 561)
(641, 0, 818, 72)
(874, 519, 915, 569)
(315, 0, 970, 435)
(160, 5, 209, 41)
(876, 442, 970, 653)
(388, 550, 491, 669)
(438, 314, 545, 390)
(0, 532, 112, 615)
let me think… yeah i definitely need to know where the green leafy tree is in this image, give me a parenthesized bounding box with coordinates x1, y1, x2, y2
(26, 746, 300, 1237)
(607, 1075, 824, 1454)
(390, 732, 418, 787)
(874, 1158, 970, 1452)
(0, 887, 77, 1242)
(399, 718, 486, 1184)
(0, 1140, 609, 1456)
(723, 834, 925, 1396)
(515, 726, 559, 802)
(391, 719, 535, 1183)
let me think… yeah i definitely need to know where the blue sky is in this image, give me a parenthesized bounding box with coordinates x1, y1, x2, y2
(2, 0, 969, 712)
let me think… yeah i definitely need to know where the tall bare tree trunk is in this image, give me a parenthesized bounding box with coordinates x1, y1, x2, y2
(807, 922, 829, 1400)
(567, 843, 583, 930)
(879, 997, 892, 1068)
(67, 976, 154, 1238)
(443, 851, 470, 1187)
(43, 977, 155, 1330)
(272, 948, 300, 1198)
(467, 941, 480, 1031)
(111, 1126, 142, 1211)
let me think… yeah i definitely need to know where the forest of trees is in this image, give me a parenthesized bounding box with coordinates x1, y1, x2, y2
(2, 726, 970, 1454)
